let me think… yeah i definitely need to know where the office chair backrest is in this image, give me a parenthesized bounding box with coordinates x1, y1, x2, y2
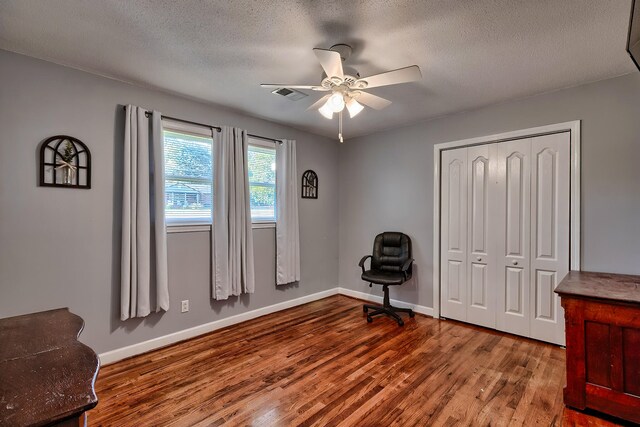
(371, 232, 412, 273)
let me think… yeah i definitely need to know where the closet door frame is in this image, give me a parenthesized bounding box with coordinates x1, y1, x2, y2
(432, 120, 581, 321)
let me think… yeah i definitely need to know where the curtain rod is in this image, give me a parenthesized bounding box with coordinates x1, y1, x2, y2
(248, 134, 282, 144)
(121, 106, 221, 132)
(162, 114, 222, 133)
(121, 106, 282, 142)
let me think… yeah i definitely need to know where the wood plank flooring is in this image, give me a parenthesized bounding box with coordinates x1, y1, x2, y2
(90, 295, 626, 426)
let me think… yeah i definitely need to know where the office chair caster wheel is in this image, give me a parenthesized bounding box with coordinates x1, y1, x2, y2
(363, 306, 368, 313)
(398, 320, 404, 326)
(366, 316, 373, 323)
(409, 311, 415, 318)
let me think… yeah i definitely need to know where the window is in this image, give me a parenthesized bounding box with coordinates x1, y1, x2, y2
(248, 139, 276, 222)
(162, 126, 275, 225)
(163, 123, 213, 224)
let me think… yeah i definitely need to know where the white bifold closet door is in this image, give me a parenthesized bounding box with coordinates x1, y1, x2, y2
(529, 133, 569, 344)
(440, 147, 469, 323)
(440, 132, 569, 345)
(441, 143, 497, 329)
(494, 138, 531, 338)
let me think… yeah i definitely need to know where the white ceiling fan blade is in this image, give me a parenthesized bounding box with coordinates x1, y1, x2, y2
(313, 48, 344, 80)
(356, 92, 392, 110)
(345, 98, 364, 118)
(357, 65, 422, 89)
(261, 84, 328, 91)
(306, 94, 332, 111)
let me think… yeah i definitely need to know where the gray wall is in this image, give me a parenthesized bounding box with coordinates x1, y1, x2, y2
(0, 50, 339, 354)
(339, 72, 640, 309)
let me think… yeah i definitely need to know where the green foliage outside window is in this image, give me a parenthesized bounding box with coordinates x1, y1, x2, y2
(164, 131, 212, 179)
(248, 145, 276, 213)
(250, 185, 275, 207)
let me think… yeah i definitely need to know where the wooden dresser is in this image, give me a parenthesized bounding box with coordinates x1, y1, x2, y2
(0, 309, 99, 427)
(556, 271, 640, 424)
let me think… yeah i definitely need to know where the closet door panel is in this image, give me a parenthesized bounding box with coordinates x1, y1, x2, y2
(441, 148, 468, 321)
(534, 270, 556, 321)
(495, 139, 531, 337)
(506, 153, 526, 258)
(505, 266, 525, 316)
(530, 132, 570, 345)
(470, 263, 488, 307)
(466, 144, 495, 328)
(470, 154, 489, 255)
(447, 261, 464, 302)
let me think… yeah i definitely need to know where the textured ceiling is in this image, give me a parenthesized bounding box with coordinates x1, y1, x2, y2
(0, 0, 636, 139)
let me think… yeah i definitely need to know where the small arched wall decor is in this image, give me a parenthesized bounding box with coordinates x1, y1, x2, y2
(39, 135, 91, 189)
(301, 169, 318, 199)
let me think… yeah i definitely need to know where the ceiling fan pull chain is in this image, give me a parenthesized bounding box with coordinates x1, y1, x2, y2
(338, 110, 344, 143)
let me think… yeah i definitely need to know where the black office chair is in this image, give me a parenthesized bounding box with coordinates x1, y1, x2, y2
(359, 232, 415, 326)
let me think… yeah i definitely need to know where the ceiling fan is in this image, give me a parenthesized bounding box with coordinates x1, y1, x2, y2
(261, 44, 422, 142)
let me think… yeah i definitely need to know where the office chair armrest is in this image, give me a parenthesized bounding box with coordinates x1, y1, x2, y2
(401, 258, 414, 280)
(358, 255, 372, 275)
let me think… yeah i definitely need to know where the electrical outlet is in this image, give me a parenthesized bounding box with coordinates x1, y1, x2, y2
(181, 300, 189, 313)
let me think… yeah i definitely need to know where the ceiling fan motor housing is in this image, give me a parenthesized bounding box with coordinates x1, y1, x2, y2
(330, 43, 352, 61)
(320, 70, 362, 89)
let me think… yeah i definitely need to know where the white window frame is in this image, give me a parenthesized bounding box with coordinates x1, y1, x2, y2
(248, 137, 277, 228)
(162, 119, 215, 231)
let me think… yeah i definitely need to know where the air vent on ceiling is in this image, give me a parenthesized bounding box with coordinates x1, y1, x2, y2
(271, 88, 308, 101)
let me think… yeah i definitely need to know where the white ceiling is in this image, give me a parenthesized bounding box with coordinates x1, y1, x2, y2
(0, 1, 636, 139)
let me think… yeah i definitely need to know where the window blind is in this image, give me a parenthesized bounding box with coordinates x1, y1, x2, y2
(163, 130, 213, 223)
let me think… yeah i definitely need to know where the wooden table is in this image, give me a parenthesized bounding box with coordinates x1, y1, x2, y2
(0, 309, 99, 427)
(556, 271, 640, 424)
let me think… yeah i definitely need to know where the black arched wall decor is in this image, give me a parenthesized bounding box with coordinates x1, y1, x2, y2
(301, 169, 318, 199)
(39, 135, 91, 189)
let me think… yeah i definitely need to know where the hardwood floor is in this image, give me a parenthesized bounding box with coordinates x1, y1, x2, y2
(90, 295, 626, 426)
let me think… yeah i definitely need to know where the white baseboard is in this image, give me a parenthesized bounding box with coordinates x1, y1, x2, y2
(337, 287, 435, 317)
(99, 288, 339, 365)
(99, 286, 434, 365)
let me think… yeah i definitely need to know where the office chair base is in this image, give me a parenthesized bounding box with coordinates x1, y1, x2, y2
(363, 285, 415, 326)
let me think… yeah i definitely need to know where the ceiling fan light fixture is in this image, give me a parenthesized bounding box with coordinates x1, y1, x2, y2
(318, 101, 334, 119)
(327, 92, 345, 112)
(345, 98, 364, 118)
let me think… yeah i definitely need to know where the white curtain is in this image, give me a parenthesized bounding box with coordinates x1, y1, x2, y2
(121, 105, 169, 320)
(212, 126, 255, 299)
(276, 139, 300, 285)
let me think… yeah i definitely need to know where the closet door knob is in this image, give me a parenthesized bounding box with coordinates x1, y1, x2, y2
(512, 261, 518, 266)
(477, 257, 482, 262)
